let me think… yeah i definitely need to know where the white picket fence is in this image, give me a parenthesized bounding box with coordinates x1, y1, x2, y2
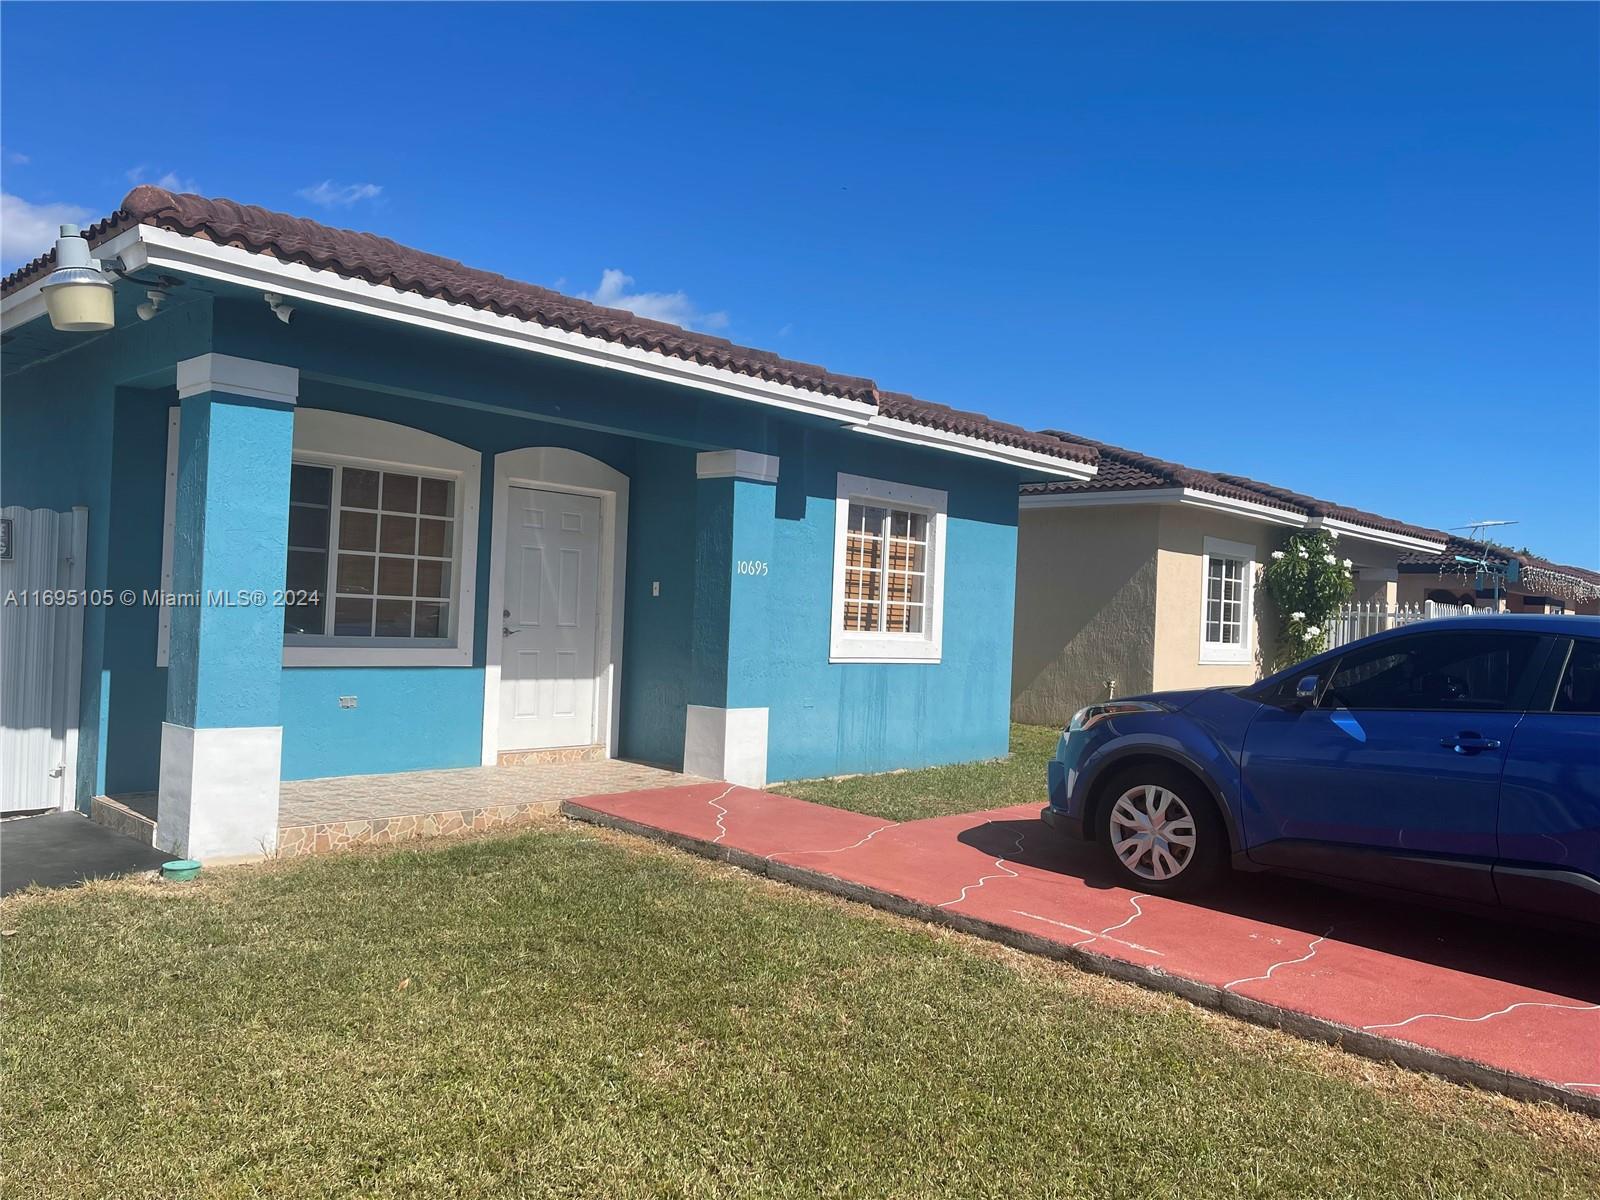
(1324, 599, 1482, 650)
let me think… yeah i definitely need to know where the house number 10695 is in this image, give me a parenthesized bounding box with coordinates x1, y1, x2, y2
(736, 560, 769, 576)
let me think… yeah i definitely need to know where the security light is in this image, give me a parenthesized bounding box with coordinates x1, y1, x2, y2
(40, 225, 116, 332)
(264, 292, 295, 324)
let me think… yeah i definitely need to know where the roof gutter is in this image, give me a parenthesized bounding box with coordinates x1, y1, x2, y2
(1308, 516, 1445, 554)
(1020, 485, 1306, 526)
(5, 223, 1095, 478)
(857, 415, 1096, 480)
(5, 222, 879, 426)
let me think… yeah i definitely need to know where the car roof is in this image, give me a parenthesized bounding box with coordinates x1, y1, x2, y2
(1410, 614, 1600, 635)
(1251, 613, 1600, 693)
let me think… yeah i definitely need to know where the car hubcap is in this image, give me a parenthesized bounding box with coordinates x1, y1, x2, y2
(1109, 785, 1197, 881)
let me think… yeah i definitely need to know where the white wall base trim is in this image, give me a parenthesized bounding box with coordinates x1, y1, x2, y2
(156, 723, 283, 860)
(684, 705, 769, 789)
(695, 450, 780, 483)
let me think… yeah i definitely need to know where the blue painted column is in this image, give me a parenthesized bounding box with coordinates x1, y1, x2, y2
(156, 354, 298, 859)
(684, 450, 778, 786)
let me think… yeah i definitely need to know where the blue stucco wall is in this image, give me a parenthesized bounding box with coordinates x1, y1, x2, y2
(618, 445, 698, 767)
(270, 378, 702, 780)
(168, 392, 295, 730)
(280, 667, 486, 779)
(5, 290, 1021, 794)
(745, 432, 1017, 781)
(102, 391, 171, 794)
(1, 301, 212, 804)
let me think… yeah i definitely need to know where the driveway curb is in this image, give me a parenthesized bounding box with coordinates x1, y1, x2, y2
(562, 797, 1600, 1118)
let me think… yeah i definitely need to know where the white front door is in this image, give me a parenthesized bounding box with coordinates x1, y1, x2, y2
(498, 486, 602, 750)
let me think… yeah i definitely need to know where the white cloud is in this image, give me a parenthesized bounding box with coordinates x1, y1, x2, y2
(582, 268, 729, 331)
(1, 192, 93, 269)
(126, 165, 200, 194)
(777, 322, 794, 338)
(296, 180, 383, 208)
(3, 147, 29, 165)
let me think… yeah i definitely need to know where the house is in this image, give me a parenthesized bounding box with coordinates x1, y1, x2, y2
(1010, 435, 1448, 725)
(1397, 538, 1600, 615)
(0, 186, 1098, 858)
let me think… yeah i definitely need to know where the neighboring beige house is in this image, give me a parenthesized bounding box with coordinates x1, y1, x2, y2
(1397, 538, 1600, 616)
(1011, 436, 1449, 725)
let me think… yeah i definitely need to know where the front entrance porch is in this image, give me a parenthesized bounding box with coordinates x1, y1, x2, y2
(94, 757, 694, 859)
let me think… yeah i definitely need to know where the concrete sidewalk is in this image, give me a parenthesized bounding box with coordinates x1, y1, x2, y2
(564, 782, 1600, 1115)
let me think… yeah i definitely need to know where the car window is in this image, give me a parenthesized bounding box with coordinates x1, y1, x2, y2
(1323, 632, 1539, 712)
(1553, 639, 1600, 715)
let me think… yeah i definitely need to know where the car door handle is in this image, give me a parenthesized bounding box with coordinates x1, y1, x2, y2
(1440, 734, 1501, 754)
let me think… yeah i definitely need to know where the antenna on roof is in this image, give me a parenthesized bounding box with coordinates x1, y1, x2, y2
(1448, 519, 1520, 604)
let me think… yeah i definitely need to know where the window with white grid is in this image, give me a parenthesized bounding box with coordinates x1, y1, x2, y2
(286, 462, 457, 642)
(277, 408, 480, 667)
(1199, 536, 1255, 664)
(842, 504, 929, 634)
(831, 474, 946, 663)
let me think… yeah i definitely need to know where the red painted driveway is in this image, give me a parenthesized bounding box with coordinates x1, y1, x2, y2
(565, 782, 1600, 1111)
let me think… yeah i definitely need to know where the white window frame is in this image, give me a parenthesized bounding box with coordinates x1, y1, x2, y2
(282, 410, 480, 667)
(829, 472, 947, 664)
(1198, 535, 1255, 665)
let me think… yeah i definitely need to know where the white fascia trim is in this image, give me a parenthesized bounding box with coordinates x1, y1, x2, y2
(177, 353, 300, 404)
(696, 449, 780, 483)
(1020, 485, 1308, 527)
(856, 415, 1097, 480)
(1309, 516, 1445, 554)
(120, 225, 878, 425)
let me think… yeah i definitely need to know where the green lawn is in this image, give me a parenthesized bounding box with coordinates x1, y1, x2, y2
(4, 823, 1594, 1198)
(782, 723, 1060, 821)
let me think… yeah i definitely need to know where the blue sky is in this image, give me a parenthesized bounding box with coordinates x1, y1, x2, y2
(4, 3, 1595, 564)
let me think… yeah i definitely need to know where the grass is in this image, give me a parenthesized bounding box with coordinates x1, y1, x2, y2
(4, 821, 1596, 1198)
(782, 723, 1060, 821)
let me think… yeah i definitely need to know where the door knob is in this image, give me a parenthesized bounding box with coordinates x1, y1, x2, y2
(502, 627, 518, 637)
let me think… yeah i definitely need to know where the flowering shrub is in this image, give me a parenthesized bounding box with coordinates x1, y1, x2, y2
(1260, 530, 1354, 669)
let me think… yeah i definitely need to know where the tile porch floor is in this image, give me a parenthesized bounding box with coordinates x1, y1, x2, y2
(103, 758, 697, 858)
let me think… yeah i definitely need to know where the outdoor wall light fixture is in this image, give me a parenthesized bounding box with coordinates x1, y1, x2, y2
(41, 224, 116, 331)
(41, 223, 183, 332)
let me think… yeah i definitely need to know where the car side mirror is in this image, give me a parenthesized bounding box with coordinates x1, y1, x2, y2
(1293, 675, 1321, 708)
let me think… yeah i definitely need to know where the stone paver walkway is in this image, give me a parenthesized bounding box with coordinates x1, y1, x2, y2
(564, 781, 1600, 1115)
(277, 759, 694, 856)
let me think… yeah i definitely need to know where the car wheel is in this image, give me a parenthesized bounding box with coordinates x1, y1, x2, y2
(1097, 765, 1227, 897)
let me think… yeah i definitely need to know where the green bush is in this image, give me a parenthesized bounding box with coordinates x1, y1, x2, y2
(1261, 530, 1355, 669)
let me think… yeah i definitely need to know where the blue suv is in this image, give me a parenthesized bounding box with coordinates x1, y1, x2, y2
(1042, 615, 1600, 924)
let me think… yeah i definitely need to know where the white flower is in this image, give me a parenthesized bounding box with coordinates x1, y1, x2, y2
(1304, 625, 1322, 638)
(1329, 529, 1340, 540)
(1341, 558, 1352, 568)
(1296, 548, 1309, 559)
(1291, 610, 1306, 620)
(1271, 550, 1285, 560)
(1323, 553, 1337, 564)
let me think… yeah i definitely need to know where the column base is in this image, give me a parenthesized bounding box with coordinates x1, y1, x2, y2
(156, 722, 283, 859)
(684, 705, 769, 789)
